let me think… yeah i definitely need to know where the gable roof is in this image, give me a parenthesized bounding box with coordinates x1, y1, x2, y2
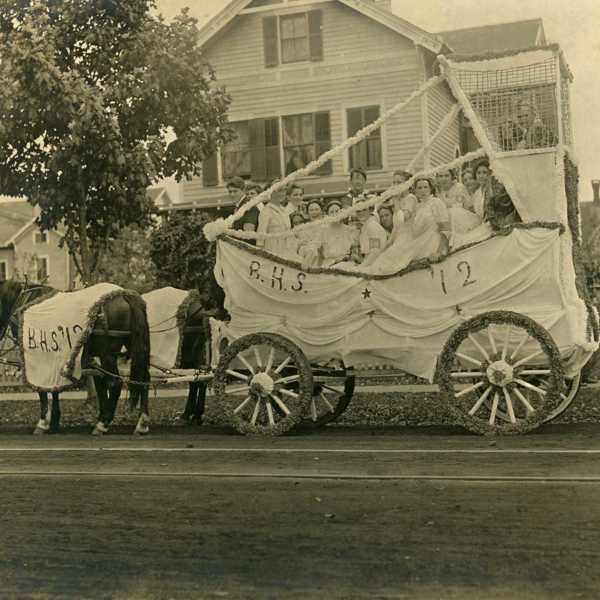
(198, 0, 444, 54)
(0, 199, 36, 247)
(439, 18, 545, 55)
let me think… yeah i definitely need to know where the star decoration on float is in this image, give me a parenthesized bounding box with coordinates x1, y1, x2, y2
(362, 288, 372, 299)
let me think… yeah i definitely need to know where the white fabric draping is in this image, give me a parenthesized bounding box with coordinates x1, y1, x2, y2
(143, 287, 192, 369)
(20, 283, 122, 390)
(215, 229, 592, 381)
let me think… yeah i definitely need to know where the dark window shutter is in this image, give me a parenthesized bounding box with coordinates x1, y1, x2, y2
(308, 11, 323, 62)
(263, 17, 279, 68)
(202, 153, 218, 187)
(347, 108, 363, 137)
(249, 119, 267, 182)
(264, 118, 281, 179)
(314, 112, 332, 175)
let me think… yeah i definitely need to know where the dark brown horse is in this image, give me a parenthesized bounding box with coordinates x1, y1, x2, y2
(0, 280, 150, 435)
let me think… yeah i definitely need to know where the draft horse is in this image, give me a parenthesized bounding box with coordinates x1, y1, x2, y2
(0, 280, 151, 435)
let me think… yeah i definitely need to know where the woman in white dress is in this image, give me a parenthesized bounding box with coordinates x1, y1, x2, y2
(436, 168, 482, 235)
(297, 200, 325, 268)
(256, 186, 294, 257)
(320, 200, 358, 267)
(362, 177, 450, 274)
(472, 160, 493, 220)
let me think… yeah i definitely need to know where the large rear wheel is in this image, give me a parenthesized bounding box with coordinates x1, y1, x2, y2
(438, 311, 565, 435)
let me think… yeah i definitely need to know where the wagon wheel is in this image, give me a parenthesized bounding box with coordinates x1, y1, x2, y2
(302, 369, 355, 428)
(213, 333, 312, 435)
(438, 311, 565, 435)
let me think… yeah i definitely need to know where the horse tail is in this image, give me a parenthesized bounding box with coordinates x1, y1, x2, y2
(123, 293, 150, 397)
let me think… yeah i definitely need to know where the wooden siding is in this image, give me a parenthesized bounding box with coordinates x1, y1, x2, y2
(183, 2, 428, 204)
(427, 80, 461, 167)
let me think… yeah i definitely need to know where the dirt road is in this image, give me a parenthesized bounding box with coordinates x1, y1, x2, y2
(1, 425, 599, 599)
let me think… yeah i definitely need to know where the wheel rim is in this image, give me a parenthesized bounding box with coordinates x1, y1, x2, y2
(213, 333, 312, 435)
(439, 312, 565, 434)
(303, 373, 355, 427)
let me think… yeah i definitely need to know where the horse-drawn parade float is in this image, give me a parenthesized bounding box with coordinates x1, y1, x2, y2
(3, 45, 598, 437)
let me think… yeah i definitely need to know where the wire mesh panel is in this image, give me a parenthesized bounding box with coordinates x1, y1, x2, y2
(561, 76, 573, 147)
(454, 58, 561, 153)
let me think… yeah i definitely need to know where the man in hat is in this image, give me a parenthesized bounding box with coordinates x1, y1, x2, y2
(229, 176, 260, 242)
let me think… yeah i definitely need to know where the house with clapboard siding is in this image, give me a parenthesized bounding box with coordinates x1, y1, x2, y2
(172, 0, 460, 211)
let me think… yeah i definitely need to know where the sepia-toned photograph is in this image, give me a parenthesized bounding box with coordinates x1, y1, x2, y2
(0, 0, 599, 598)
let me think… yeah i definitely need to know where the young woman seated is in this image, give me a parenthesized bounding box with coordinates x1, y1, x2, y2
(319, 200, 359, 267)
(359, 177, 450, 273)
(389, 170, 417, 227)
(436, 168, 482, 235)
(296, 200, 326, 268)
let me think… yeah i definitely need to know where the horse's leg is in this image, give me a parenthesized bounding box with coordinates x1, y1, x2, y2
(192, 382, 207, 425)
(103, 354, 122, 426)
(49, 392, 61, 433)
(134, 384, 150, 435)
(92, 375, 111, 436)
(34, 392, 50, 434)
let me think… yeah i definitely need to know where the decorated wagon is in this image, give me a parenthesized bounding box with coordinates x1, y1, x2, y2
(201, 45, 598, 436)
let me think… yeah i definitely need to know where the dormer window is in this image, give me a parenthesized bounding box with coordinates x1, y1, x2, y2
(263, 11, 323, 68)
(34, 231, 48, 244)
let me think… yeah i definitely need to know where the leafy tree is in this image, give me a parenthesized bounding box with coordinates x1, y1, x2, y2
(95, 224, 157, 293)
(149, 211, 220, 308)
(0, 0, 232, 283)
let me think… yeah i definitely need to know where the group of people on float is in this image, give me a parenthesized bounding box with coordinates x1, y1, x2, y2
(227, 159, 520, 274)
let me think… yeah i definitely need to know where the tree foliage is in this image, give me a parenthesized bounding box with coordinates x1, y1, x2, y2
(95, 224, 157, 293)
(0, 0, 232, 283)
(149, 212, 218, 307)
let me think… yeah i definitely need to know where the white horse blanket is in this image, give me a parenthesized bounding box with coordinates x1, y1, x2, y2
(143, 287, 198, 369)
(20, 283, 123, 390)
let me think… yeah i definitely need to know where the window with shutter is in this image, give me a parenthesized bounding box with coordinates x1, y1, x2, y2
(263, 16, 279, 68)
(347, 106, 382, 171)
(283, 112, 331, 176)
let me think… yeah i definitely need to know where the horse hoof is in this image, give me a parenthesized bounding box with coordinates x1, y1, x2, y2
(33, 427, 48, 435)
(134, 428, 149, 436)
(172, 415, 191, 427)
(92, 422, 108, 436)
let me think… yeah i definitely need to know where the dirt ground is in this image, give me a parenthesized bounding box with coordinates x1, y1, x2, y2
(1, 427, 600, 599)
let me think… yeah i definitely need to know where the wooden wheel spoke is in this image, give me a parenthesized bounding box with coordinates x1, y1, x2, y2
(253, 346, 263, 369)
(227, 369, 249, 382)
(265, 347, 275, 373)
(519, 369, 551, 376)
(468, 386, 492, 416)
(270, 393, 291, 416)
(487, 328, 497, 355)
(489, 392, 500, 425)
(279, 387, 299, 399)
(238, 353, 255, 375)
(456, 352, 482, 367)
(266, 400, 275, 426)
(273, 356, 292, 374)
(513, 387, 535, 414)
(514, 378, 547, 396)
(321, 384, 343, 394)
(513, 349, 544, 369)
(310, 396, 318, 421)
(502, 388, 517, 424)
(319, 392, 335, 412)
(451, 371, 484, 378)
(250, 400, 261, 425)
(501, 325, 511, 360)
(456, 380, 485, 398)
(227, 385, 249, 395)
(468, 333, 490, 362)
(233, 396, 253, 415)
(510, 333, 529, 361)
(274, 374, 299, 385)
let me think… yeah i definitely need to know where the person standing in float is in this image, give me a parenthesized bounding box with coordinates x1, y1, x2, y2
(230, 176, 260, 244)
(344, 167, 370, 209)
(256, 183, 293, 257)
(284, 184, 306, 218)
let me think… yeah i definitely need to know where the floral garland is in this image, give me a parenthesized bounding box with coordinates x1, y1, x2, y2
(216, 147, 487, 243)
(212, 332, 312, 436)
(437, 310, 565, 435)
(203, 75, 445, 242)
(220, 221, 564, 280)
